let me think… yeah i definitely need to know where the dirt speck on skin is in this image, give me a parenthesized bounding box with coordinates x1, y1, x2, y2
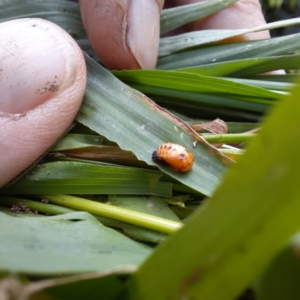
(11, 202, 37, 215)
(36, 77, 60, 95)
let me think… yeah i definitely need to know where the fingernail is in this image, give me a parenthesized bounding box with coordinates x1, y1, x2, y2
(127, 0, 162, 69)
(0, 18, 79, 114)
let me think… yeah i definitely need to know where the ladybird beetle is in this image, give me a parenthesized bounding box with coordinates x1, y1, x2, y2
(152, 143, 194, 173)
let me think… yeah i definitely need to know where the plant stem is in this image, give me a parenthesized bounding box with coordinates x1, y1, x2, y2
(218, 148, 245, 161)
(203, 133, 255, 143)
(0, 196, 73, 215)
(38, 194, 182, 234)
(0, 196, 120, 228)
(218, 148, 245, 155)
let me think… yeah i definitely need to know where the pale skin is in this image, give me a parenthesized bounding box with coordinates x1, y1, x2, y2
(0, 0, 269, 187)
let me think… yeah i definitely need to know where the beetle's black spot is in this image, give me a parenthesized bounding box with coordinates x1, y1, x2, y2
(168, 145, 172, 150)
(180, 153, 185, 157)
(152, 151, 159, 161)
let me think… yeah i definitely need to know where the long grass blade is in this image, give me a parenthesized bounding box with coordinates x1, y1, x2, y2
(179, 55, 300, 77)
(160, 0, 238, 34)
(157, 33, 300, 70)
(1, 161, 171, 197)
(160, 17, 300, 56)
(114, 70, 278, 99)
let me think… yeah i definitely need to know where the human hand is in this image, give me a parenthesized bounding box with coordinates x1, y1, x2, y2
(79, 0, 269, 70)
(0, 18, 87, 187)
(0, 0, 269, 187)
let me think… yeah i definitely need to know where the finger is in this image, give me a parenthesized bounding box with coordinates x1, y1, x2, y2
(0, 18, 87, 187)
(79, 0, 164, 70)
(165, 0, 270, 41)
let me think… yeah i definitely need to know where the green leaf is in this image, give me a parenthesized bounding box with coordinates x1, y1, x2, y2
(254, 237, 300, 300)
(179, 55, 300, 77)
(0, 211, 151, 274)
(160, 0, 238, 34)
(109, 196, 181, 244)
(220, 77, 293, 92)
(126, 79, 300, 299)
(77, 53, 231, 197)
(52, 134, 114, 151)
(160, 17, 300, 56)
(113, 69, 277, 113)
(151, 92, 269, 119)
(113, 69, 278, 99)
(157, 33, 300, 70)
(0, 161, 171, 197)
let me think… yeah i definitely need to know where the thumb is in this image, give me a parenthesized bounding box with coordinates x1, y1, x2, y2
(0, 18, 87, 187)
(79, 0, 164, 70)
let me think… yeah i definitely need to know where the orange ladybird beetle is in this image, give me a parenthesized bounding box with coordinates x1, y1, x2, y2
(152, 143, 194, 173)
